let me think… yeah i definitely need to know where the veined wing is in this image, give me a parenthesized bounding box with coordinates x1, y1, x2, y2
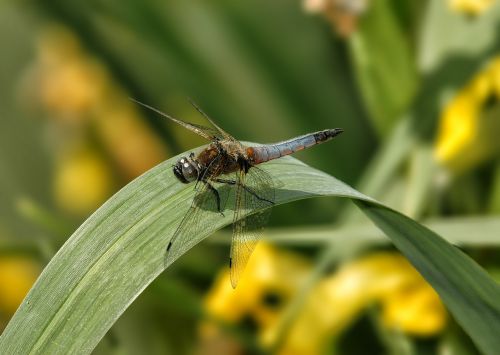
(130, 98, 224, 141)
(165, 156, 230, 267)
(188, 99, 239, 144)
(230, 166, 275, 288)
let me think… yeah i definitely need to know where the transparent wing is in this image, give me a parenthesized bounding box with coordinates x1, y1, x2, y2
(229, 166, 275, 288)
(165, 157, 230, 267)
(188, 98, 239, 143)
(131, 98, 224, 141)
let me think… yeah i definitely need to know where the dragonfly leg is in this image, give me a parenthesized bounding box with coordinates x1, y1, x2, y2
(214, 178, 274, 205)
(206, 182, 224, 216)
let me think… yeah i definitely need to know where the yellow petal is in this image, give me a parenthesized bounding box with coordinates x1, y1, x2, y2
(54, 149, 115, 215)
(93, 99, 169, 179)
(203, 243, 310, 332)
(262, 253, 446, 354)
(434, 56, 500, 172)
(381, 282, 447, 336)
(0, 257, 39, 322)
(447, 0, 496, 15)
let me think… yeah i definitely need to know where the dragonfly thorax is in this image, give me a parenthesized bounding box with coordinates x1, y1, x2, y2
(173, 156, 200, 184)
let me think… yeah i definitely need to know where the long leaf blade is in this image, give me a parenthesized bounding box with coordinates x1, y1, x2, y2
(0, 153, 499, 354)
(356, 201, 500, 355)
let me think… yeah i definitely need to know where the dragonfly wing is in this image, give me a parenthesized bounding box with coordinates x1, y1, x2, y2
(229, 167, 275, 288)
(165, 157, 230, 267)
(131, 98, 223, 141)
(188, 98, 240, 143)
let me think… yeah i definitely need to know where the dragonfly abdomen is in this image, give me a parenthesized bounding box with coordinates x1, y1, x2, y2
(248, 128, 343, 164)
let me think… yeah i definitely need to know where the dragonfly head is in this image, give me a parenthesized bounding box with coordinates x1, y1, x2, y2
(173, 156, 199, 183)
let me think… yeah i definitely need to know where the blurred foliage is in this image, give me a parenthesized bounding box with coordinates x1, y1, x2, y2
(1, 0, 500, 353)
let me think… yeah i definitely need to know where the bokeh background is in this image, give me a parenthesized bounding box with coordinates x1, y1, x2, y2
(1, 0, 500, 354)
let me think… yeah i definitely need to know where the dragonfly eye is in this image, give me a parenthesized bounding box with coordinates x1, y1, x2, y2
(173, 156, 198, 183)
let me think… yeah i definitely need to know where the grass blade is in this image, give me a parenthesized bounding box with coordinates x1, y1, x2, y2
(356, 201, 500, 355)
(0, 152, 499, 354)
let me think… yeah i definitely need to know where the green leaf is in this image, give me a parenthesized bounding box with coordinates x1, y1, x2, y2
(356, 201, 500, 355)
(419, 0, 500, 73)
(349, 0, 417, 136)
(1, 152, 500, 355)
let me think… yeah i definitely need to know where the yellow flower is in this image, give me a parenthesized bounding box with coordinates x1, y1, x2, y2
(381, 281, 446, 336)
(0, 257, 40, 329)
(262, 253, 446, 355)
(36, 26, 108, 120)
(200, 243, 311, 342)
(434, 56, 500, 173)
(447, 0, 496, 15)
(490, 57, 500, 97)
(202, 247, 446, 354)
(33, 26, 168, 179)
(203, 243, 311, 325)
(93, 98, 169, 179)
(54, 148, 115, 216)
(29, 24, 169, 209)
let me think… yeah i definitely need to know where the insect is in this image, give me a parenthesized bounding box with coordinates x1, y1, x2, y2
(132, 99, 343, 288)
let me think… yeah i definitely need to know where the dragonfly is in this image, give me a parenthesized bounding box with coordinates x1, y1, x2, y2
(132, 99, 343, 288)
